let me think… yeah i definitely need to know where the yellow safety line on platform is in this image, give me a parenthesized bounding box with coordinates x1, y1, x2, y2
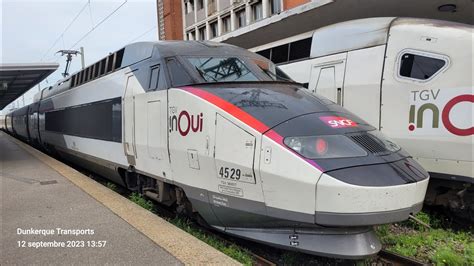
(5, 134, 240, 265)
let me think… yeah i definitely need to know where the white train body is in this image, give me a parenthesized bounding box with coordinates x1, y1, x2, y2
(252, 18, 472, 218)
(4, 41, 430, 258)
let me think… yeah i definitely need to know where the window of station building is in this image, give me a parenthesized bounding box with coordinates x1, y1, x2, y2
(197, 0, 204, 10)
(251, 1, 263, 22)
(185, 0, 194, 14)
(270, 0, 282, 15)
(210, 21, 218, 38)
(236, 8, 246, 28)
(222, 15, 231, 34)
(289, 38, 311, 61)
(399, 53, 446, 80)
(208, 0, 217, 15)
(188, 30, 196, 40)
(198, 26, 206, 40)
(271, 44, 289, 64)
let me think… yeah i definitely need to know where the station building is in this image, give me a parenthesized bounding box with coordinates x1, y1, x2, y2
(156, 0, 472, 63)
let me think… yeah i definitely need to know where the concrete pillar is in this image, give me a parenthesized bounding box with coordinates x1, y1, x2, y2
(262, 0, 270, 18)
(230, 9, 236, 31)
(206, 21, 210, 40)
(217, 15, 222, 37)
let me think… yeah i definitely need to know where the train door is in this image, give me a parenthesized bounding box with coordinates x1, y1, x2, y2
(308, 53, 347, 105)
(123, 72, 140, 165)
(132, 64, 172, 178)
(341, 45, 386, 127)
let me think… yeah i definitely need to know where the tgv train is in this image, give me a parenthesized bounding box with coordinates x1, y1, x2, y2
(252, 17, 473, 221)
(3, 41, 429, 258)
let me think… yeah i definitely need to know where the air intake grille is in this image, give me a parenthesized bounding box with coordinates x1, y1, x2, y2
(350, 134, 388, 155)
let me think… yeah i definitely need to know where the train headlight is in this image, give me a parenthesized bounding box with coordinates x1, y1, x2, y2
(284, 135, 368, 159)
(286, 137, 303, 152)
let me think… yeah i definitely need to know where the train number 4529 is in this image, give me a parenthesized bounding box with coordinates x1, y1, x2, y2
(218, 167, 241, 180)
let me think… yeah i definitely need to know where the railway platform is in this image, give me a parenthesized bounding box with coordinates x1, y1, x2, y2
(0, 131, 238, 265)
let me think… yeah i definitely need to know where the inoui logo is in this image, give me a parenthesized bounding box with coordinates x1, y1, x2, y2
(169, 107, 203, 136)
(409, 89, 473, 136)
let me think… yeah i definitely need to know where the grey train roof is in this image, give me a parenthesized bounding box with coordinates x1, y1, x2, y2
(38, 41, 260, 101)
(121, 41, 259, 68)
(310, 17, 472, 58)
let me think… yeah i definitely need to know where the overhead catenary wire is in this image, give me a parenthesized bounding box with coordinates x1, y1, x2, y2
(127, 25, 158, 44)
(39, 0, 90, 61)
(69, 0, 128, 49)
(88, 0, 95, 28)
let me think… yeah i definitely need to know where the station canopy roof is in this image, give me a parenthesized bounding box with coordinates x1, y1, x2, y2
(0, 63, 59, 110)
(216, 0, 473, 49)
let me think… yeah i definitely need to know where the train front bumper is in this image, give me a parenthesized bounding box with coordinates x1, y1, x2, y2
(315, 173, 429, 226)
(215, 225, 381, 259)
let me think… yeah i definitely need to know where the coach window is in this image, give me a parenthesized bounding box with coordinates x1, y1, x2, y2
(107, 54, 115, 73)
(100, 58, 107, 75)
(271, 44, 289, 64)
(399, 52, 447, 81)
(257, 49, 271, 60)
(94, 62, 100, 78)
(89, 66, 94, 80)
(289, 38, 312, 61)
(115, 49, 124, 70)
(71, 75, 76, 87)
(80, 70, 85, 84)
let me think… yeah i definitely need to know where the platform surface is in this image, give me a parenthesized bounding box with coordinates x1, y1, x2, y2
(0, 132, 238, 265)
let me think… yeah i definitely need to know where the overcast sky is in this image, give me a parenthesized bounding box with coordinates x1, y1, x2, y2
(1, 0, 158, 113)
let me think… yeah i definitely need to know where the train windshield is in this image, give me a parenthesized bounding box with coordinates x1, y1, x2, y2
(185, 56, 291, 84)
(187, 57, 260, 83)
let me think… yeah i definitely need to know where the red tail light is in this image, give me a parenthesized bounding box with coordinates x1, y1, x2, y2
(315, 138, 328, 155)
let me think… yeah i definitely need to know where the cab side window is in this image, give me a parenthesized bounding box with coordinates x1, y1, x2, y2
(148, 65, 160, 90)
(399, 53, 446, 80)
(166, 58, 194, 87)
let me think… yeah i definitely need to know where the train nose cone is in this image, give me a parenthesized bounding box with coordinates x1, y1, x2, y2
(315, 158, 429, 226)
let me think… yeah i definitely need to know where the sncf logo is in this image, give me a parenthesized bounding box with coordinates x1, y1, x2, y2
(169, 107, 203, 136)
(319, 116, 358, 128)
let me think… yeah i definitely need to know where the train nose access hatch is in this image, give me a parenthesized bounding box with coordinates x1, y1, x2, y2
(211, 113, 266, 226)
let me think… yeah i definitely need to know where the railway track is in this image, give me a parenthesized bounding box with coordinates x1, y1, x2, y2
(378, 249, 426, 266)
(78, 162, 428, 266)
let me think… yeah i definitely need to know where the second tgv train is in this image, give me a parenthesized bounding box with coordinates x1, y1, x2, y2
(4, 41, 429, 258)
(252, 17, 473, 220)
